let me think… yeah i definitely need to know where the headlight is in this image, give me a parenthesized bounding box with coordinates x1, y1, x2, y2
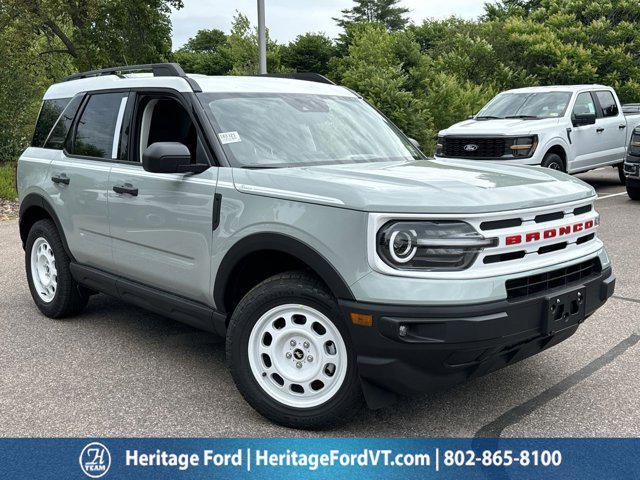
(506, 135, 538, 158)
(628, 129, 640, 156)
(376, 221, 497, 271)
(435, 136, 444, 156)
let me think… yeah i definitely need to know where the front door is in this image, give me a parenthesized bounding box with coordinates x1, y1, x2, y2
(107, 92, 218, 305)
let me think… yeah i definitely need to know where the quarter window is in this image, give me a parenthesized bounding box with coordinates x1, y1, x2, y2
(44, 96, 83, 150)
(32, 98, 71, 147)
(595, 91, 619, 117)
(71, 92, 128, 159)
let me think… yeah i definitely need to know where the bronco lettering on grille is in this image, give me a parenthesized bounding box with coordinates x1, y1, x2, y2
(505, 220, 594, 246)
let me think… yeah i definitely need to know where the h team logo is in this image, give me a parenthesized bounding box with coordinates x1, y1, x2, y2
(79, 442, 111, 478)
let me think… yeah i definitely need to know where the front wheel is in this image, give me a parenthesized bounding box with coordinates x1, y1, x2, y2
(627, 182, 640, 200)
(226, 271, 363, 429)
(541, 153, 565, 171)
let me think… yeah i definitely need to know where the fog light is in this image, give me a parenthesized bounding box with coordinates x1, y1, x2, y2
(398, 324, 408, 337)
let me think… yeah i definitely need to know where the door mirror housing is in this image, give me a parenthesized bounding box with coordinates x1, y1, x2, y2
(572, 113, 597, 127)
(142, 142, 209, 174)
(408, 137, 421, 150)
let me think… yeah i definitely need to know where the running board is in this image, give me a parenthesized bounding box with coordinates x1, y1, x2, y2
(69, 263, 227, 336)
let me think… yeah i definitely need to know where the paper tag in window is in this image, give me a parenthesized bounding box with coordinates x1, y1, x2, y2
(218, 131, 241, 144)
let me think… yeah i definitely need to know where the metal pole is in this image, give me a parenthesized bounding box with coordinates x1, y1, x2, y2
(257, 0, 267, 74)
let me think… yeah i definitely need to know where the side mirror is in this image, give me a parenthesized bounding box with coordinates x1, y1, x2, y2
(408, 137, 421, 150)
(142, 142, 208, 174)
(572, 113, 597, 127)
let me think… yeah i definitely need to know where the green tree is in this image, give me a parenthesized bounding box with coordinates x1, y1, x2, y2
(224, 12, 282, 75)
(335, 0, 410, 31)
(280, 34, 336, 74)
(173, 29, 232, 75)
(2, 0, 182, 71)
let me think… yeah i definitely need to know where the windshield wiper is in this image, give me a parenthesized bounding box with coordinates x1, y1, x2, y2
(475, 115, 502, 120)
(505, 115, 540, 119)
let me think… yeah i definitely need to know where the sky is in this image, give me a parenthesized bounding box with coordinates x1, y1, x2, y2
(170, 0, 491, 49)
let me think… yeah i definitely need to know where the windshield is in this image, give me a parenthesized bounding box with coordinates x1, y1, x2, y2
(198, 93, 423, 168)
(476, 91, 571, 119)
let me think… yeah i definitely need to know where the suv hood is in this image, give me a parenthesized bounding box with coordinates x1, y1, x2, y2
(231, 159, 595, 214)
(440, 117, 560, 136)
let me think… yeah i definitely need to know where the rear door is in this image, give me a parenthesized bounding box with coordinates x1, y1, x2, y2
(592, 90, 627, 166)
(50, 91, 130, 269)
(107, 91, 218, 305)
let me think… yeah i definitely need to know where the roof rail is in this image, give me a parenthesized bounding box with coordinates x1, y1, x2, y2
(62, 63, 202, 92)
(261, 72, 335, 85)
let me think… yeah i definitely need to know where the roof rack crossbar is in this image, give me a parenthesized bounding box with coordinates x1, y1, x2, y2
(261, 73, 335, 85)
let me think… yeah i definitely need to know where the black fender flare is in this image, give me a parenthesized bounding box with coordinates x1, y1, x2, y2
(19, 193, 74, 260)
(213, 232, 355, 313)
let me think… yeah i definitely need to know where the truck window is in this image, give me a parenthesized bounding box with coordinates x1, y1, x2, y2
(32, 98, 71, 147)
(70, 92, 129, 159)
(135, 95, 206, 164)
(573, 93, 596, 117)
(595, 91, 619, 117)
(43, 96, 83, 150)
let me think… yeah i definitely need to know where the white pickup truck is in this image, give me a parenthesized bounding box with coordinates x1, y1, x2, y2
(436, 85, 640, 183)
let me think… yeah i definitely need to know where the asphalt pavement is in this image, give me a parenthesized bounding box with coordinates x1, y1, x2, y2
(0, 166, 638, 437)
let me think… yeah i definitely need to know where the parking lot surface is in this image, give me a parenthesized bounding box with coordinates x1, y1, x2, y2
(0, 166, 638, 437)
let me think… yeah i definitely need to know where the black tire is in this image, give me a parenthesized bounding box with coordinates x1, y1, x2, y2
(618, 163, 627, 185)
(541, 152, 565, 171)
(627, 183, 640, 200)
(25, 219, 88, 318)
(226, 271, 363, 429)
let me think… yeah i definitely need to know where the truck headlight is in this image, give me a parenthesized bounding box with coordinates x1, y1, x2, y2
(629, 129, 640, 157)
(376, 221, 498, 271)
(435, 136, 444, 156)
(507, 135, 538, 158)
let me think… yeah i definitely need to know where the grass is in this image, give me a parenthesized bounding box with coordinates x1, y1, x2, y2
(0, 162, 17, 200)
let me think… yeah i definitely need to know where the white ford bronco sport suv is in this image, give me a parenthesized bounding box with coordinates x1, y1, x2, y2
(18, 64, 615, 429)
(436, 85, 640, 183)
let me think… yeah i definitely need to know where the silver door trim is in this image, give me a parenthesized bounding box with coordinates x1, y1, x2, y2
(111, 96, 129, 159)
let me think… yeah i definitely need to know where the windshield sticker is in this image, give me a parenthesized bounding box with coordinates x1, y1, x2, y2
(218, 131, 241, 144)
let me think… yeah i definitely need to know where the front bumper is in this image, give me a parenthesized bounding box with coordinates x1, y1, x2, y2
(339, 266, 615, 408)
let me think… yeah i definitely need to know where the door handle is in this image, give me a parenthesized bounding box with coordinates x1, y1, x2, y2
(596, 128, 605, 133)
(51, 174, 70, 185)
(619, 124, 627, 129)
(112, 184, 138, 196)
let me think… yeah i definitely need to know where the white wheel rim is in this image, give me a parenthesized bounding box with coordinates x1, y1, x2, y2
(30, 237, 57, 303)
(248, 304, 348, 408)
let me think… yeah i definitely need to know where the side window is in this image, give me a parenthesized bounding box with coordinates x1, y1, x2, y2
(32, 98, 71, 147)
(135, 95, 208, 164)
(70, 92, 128, 159)
(595, 91, 619, 117)
(44, 95, 83, 150)
(573, 92, 596, 117)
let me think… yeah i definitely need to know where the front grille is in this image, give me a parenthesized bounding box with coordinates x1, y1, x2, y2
(505, 258, 601, 300)
(443, 137, 506, 158)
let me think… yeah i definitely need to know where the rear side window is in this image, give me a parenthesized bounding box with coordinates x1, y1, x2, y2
(70, 92, 128, 159)
(44, 95, 83, 150)
(32, 98, 71, 147)
(595, 91, 619, 117)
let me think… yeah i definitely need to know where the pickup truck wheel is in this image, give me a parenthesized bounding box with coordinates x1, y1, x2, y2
(618, 163, 627, 185)
(627, 183, 640, 200)
(25, 219, 88, 318)
(541, 153, 565, 171)
(226, 271, 363, 429)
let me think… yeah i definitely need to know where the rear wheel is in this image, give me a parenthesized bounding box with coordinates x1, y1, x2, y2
(618, 163, 627, 185)
(541, 152, 565, 171)
(25, 219, 88, 318)
(226, 271, 363, 429)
